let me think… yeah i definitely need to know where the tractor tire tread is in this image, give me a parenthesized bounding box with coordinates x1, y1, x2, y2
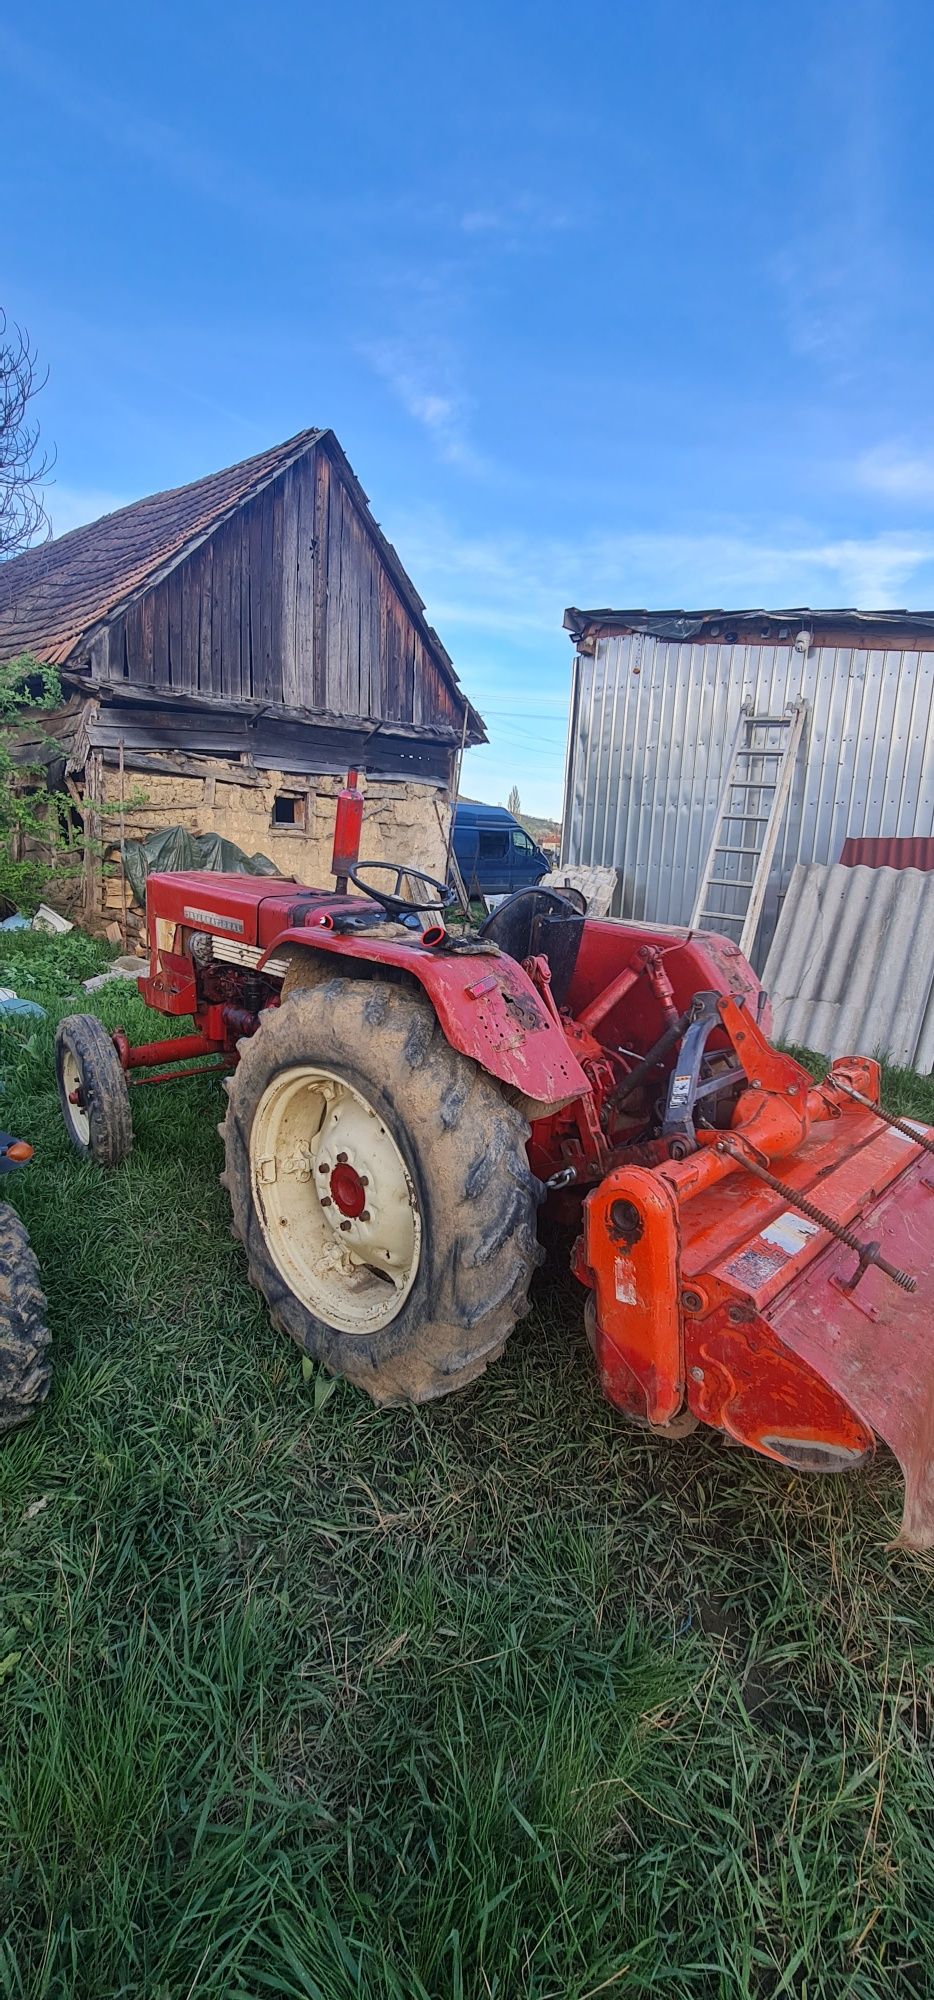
(280, 952, 336, 1001)
(0, 1202, 51, 1435)
(222, 976, 542, 1404)
(55, 1014, 133, 1167)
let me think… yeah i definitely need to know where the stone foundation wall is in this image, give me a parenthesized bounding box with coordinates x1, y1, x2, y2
(95, 763, 451, 931)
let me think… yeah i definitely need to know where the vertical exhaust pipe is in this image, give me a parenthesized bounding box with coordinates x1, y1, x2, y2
(332, 769, 364, 895)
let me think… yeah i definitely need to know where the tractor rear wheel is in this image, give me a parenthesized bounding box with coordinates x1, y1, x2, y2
(0, 1202, 51, 1435)
(221, 975, 543, 1403)
(55, 1015, 133, 1166)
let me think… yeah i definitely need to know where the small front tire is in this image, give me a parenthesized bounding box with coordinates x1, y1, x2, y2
(55, 1014, 133, 1166)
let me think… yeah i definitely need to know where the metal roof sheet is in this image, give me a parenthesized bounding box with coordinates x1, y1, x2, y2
(762, 862, 934, 1072)
(564, 606, 934, 646)
(840, 836, 934, 871)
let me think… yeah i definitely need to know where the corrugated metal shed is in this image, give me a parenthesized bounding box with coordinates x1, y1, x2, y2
(840, 836, 934, 870)
(762, 862, 934, 1072)
(561, 608, 934, 966)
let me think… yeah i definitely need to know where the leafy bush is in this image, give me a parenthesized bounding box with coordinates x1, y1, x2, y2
(0, 651, 70, 913)
(0, 925, 112, 1005)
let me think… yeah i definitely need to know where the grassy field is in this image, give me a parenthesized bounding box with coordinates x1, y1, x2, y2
(1, 928, 933, 1999)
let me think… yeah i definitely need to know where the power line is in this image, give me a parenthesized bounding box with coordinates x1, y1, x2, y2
(480, 708, 569, 722)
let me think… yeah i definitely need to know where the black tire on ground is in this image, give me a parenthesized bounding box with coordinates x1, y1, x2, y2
(55, 1014, 133, 1166)
(221, 975, 543, 1404)
(0, 1201, 52, 1435)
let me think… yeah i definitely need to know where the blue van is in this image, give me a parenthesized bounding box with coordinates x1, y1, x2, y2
(452, 801, 551, 898)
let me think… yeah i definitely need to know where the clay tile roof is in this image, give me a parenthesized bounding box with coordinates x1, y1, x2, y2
(0, 428, 325, 666)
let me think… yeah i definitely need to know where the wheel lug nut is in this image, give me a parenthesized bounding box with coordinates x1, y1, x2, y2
(360, 1175, 369, 1187)
(336, 1151, 348, 1164)
(320, 1195, 332, 1207)
(339, 1219, 352, 1232)
(360, 1210, 370, 1223)
(318, 1162, 329, 1174)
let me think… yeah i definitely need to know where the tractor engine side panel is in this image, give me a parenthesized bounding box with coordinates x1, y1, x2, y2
(141, 872, 362, 1011)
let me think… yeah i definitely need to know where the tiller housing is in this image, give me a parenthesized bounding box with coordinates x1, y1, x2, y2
(54, 831, 934, 1547)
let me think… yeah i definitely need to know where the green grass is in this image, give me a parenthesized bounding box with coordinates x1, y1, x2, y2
(1, 932, 933, 1997)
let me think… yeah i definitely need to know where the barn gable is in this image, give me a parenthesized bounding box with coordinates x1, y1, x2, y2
(0, 431, 482, 932)
(0, 429, 483, 746)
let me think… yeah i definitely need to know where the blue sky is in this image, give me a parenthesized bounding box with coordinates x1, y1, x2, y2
(5, 0, 934, 816)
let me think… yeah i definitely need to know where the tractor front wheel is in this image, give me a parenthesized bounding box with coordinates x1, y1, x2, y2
(221, 976, 542, 1403)
(55, 1015, 133, 1166)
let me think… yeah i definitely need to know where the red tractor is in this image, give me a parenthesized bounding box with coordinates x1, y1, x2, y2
(54, 832, 934, 1548)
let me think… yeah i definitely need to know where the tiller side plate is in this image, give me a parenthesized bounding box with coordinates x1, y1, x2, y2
(583, 1053, 934, 1548)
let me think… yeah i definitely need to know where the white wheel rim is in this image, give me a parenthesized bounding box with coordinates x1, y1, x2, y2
(61, 1047, 90, 1147)
(249, 1064, 422, 1334)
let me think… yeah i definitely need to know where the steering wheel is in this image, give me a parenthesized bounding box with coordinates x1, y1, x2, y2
(349, 859, 457, 919)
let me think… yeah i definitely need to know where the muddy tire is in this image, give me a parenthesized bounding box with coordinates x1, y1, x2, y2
(55, 1014, 133, 1166)
(0, 1202, 51, 1435)
(221, 976, 543, 1403)
(280, 951, 333, 1000)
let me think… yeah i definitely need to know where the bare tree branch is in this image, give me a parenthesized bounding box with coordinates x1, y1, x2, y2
(0, 310, 54, 560)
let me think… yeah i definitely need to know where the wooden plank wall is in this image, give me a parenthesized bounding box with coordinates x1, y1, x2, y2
(87, 702, 454, 785)
(100, 444, 464, 736)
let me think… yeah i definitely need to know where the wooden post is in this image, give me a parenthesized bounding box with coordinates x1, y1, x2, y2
(444, 704, 469, 883)
(81, 751, 103, 922)
(118, 738, 128, 948)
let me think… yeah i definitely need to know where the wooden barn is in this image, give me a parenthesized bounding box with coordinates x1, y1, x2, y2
(0, 427, 483, 927)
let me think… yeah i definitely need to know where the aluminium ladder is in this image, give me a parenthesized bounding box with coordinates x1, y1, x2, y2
(690, 698, 808, 958)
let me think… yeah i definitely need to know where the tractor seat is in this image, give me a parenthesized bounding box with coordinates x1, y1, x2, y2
(477, 887, 586, 1008)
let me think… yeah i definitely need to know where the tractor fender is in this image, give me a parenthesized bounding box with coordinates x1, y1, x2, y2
(260, 928, 589, 1112)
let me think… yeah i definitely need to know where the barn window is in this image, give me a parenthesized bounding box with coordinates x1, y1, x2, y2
(271, 793, 305, 829)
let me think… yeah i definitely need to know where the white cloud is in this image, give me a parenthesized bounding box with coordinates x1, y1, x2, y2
(460, 193, 574, 237)
(855, 445, 934, 503)
(771, 236, 877, 378)
(389, 514, 934, 641)
(614, 529, 934, 607)
(362, 340, 489, 474)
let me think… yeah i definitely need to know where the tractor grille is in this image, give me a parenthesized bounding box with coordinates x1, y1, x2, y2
(210, 937, 290, 980)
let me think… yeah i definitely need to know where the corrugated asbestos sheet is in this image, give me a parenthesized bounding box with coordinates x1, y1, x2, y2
(562, 629, 934, 966)
(762, 862, 934, 1071)
(840, 835, 934, 870)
